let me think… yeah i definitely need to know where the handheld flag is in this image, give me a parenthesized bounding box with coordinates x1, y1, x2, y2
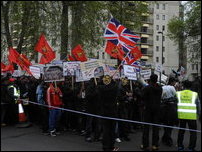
(105, 40, 125, 61)
(71, 45, 87, 62)
(104, 18, 140, 53)
(34, 34, 56, 64)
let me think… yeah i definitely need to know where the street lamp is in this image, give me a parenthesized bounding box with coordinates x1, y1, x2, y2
(158, 31, 164, 84)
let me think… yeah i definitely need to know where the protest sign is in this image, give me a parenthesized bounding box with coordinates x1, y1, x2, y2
(44, 65, 64, 82)
(75, 69, 90, 82)
(94, 66, 104, 78)
(29, 66, 41, 79)
(12, 70, 22, 77)
(123, 65, 137, 80)
(63, 61, 81, 76)
(155, 63, 163, 73)
(140, 69, 151, 80)
(80, 60, 101, 71)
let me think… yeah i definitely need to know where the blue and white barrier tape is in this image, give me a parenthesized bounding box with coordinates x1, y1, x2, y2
(24, 100, 201, 133)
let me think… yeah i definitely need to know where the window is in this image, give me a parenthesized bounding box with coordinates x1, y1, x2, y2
(163, 4, 166, 10)
(156, 35, 159, 41)
(163, 57, 165, 64)
(156, 57, 159, 63)
(156, 46, 159, 52)
(162, 25, 165, 31)
(156, 25, 159, 30)
(156, 3, 159, 9)
(163, 47, 165, 52)
(162, 15, 165, 20)
(156, 14, 159, 20)
(141, 38, 147, 43)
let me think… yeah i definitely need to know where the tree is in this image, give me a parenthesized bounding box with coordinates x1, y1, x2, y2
(167, 1, 201, 68)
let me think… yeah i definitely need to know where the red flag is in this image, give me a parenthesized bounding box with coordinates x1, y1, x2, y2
(105, 41, 125, 61)
(8, 47, 20, 63)
(71, 45, 87, 62)
(125, 46, 142, 65)
(1, 62, 6, 69)
(1, 62, 14, 73)
(17, 54, 32, 75)
(67, 55, 75, 61)
(34, 34, 56, 64)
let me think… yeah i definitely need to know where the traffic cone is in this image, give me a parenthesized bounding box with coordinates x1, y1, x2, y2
(16, 100, 31, 128)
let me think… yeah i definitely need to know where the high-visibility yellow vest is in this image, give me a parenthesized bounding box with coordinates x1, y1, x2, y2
(176, 90, 198, 120)
(8, 85, 20, 98)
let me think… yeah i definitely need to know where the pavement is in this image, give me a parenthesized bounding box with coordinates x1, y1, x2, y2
(1, 120, 201, 151)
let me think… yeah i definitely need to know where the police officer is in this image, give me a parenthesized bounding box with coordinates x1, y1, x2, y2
(176, 80, 201, 151)
(98, 75, 119, 151)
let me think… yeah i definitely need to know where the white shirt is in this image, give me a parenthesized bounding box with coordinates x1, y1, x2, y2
(162, 85, 176, 99)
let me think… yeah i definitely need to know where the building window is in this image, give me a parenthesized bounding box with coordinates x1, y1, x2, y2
(162, 15, 165, 20)
(141, 48, 147, 54)
(156, 3, 159, 9)
(156, 25, 159, 30)
(163, 46, 165, 52)
(156, 46, 159, 52)
(156, 35, 159, 41)
(141, 37, 147, 43)
(163, 4, 166, 10)
(156, 57, 159, 63)
(102, 52, 105, 59)
(162, 25, 165, 31)
(156, 14, 159, 20)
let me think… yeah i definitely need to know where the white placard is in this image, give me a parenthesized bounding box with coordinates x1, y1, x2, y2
(44, 65, 64, 82)
(75, 69, 90, 82)
(123, 65, 137, 80)
(140, 69, 151, 80)
(80, 60, 101, 71)
(63, 61, 81, 76)
(12, 70, 22, 77)
(29, 66, 41, 79)
(155, 63, 163, 73)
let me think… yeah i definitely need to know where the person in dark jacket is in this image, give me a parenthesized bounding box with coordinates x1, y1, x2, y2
(141, 74, 163, 151)
(98, 75, 119, 151)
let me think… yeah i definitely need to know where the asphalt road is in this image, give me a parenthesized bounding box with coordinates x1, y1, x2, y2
(1, 121, 201, 151)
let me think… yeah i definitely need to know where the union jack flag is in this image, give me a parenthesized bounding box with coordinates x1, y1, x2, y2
(104, 18, 140, 53)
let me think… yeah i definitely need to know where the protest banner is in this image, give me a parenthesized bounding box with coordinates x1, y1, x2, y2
(63, 61, 81, 76)
(43, 65, 64, 82)
(123, 65, 137, 80)
(140, 69, 151, 80)
(80, 60, 101, 71)
(29, 66, 41, 79)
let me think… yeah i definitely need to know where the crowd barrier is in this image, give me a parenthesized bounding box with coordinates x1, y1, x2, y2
(23, 99, 201, 133)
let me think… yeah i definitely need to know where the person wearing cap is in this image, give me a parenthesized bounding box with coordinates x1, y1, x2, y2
(176, 80, 201, 151)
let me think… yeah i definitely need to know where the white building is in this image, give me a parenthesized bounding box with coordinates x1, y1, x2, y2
(152, 1, 180, 75)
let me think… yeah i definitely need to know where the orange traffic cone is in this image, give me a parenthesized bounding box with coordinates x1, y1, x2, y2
(16, 100, 31, 128)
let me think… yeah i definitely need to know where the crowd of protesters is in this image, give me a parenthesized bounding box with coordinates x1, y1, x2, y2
(1, 72, 201, 151)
